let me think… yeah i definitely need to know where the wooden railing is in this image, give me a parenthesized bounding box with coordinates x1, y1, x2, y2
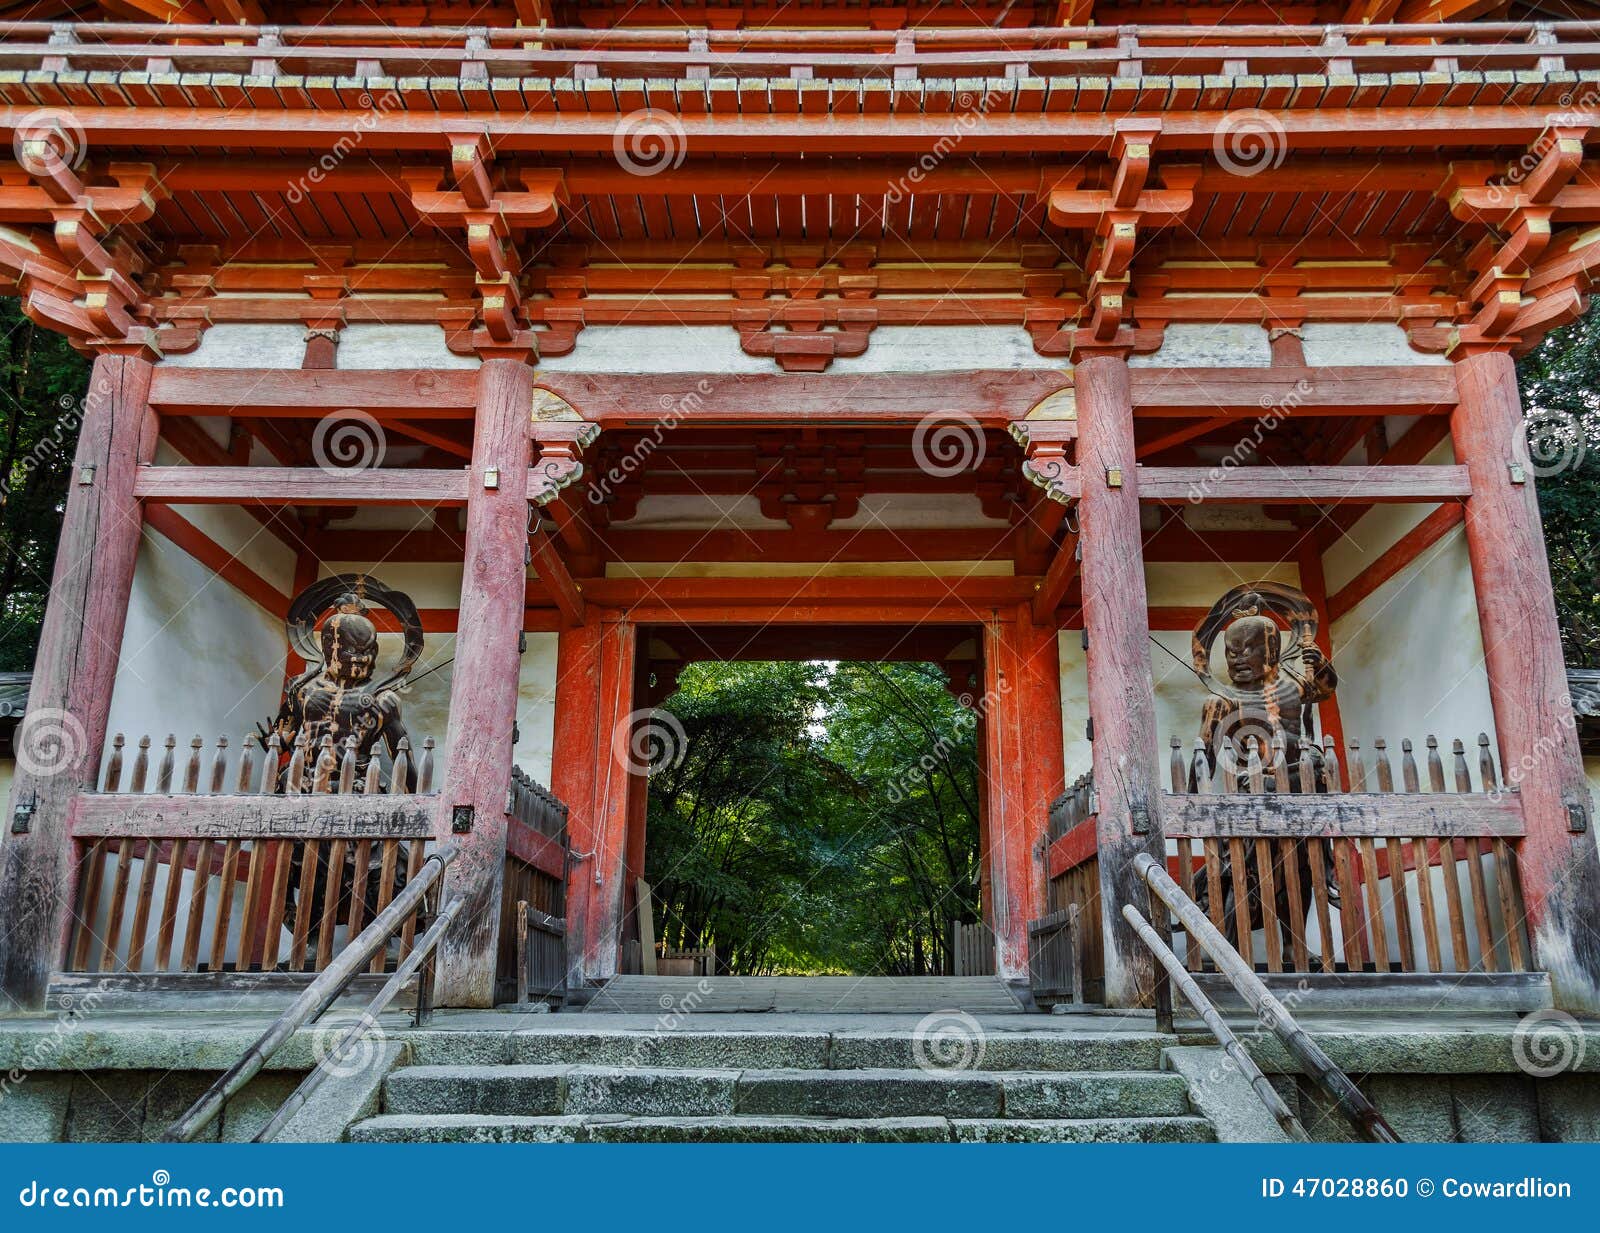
(63, 728, 439, 980)
(0, 19, 1596, 86)
(498, 766, 569, 1004)
(1027, 907, 1082, 1007)
(950, 920, 996, 977)
(1161, 731, 1529, 981)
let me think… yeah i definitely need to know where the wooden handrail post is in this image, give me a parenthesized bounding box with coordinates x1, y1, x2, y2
(0, 349, 158, 1010)
(1452, 345, 1600, 1012)
(1077, 346, 1166, 1008)
(432, 357, 535, 1007)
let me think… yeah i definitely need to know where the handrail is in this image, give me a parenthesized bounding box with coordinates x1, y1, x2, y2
(162, 842, 459, 1144)
(1122, 903, 1308, 1142)
(1133, 851, 1401, 1144)
(252, 893, 464, 1143)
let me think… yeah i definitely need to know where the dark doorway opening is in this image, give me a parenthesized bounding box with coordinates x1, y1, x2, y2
(623, 625, 994, 977)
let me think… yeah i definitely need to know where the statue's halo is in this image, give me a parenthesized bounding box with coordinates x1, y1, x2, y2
(1191, 580, 1320, 703)
(285, 573, 425, 692)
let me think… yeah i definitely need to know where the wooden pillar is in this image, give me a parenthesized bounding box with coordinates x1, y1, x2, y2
(550, 610, 636, 986)
(433, 358, 533, 1007)
(1453, 346, 1600, 1012)
(1076, 348, 1166, 1008)
(0, 350, 157, 1010)
(981, 605, 1065, 979)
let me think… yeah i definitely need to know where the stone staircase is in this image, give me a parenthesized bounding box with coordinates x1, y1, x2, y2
(583, 975, 1027, 1014)
(349, 1017, 1215, 1143)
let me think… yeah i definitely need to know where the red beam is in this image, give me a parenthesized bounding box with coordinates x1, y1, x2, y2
(1327, 504, 1466, 622)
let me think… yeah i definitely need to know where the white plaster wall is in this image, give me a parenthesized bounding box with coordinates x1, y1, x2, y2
(337, 323, 478, 370)
(1329, 526, 1497, 753)
(103, 525, 287, 777)
(538, 324, 1054, 374)
(159, 324, 306, 370)
(1300, 322, 1449, 367)
(516, 633, 559, 787)
(1129, 322, 1271, 368)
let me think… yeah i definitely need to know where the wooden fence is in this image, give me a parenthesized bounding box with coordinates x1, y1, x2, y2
(64, 728, 439, 978)
(497, 767, 570, 1004)
(1027, 906, 1082, 1007)
(1161, 731, 1529, 978)
(950, 921, 995, 976)
(1043, 771, 1102, 1002)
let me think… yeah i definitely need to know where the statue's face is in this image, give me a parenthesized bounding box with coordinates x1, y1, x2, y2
(321, 613, 378, 686)
(1223, 619, 1274, 688)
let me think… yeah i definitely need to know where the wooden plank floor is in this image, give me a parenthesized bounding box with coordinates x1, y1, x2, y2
(583, 976, 1026, 1014)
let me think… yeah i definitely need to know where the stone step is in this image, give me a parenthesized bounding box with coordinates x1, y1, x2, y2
(403, 1025, 1169, 1072)
(583, 976, 1025, 1015)
(384, 1064, 1193, 1120)
(351, 1112, 1215, 1144)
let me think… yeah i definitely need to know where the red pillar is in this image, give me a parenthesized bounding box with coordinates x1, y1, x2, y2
(0, 349, 157, 1010)
(1076, 348, 1166, 1008)
(1453, 347, 1600, 1012)
(550, 610, 636, 985)
(981, 605, 1065, 978)
(433, 357, 533, 1007)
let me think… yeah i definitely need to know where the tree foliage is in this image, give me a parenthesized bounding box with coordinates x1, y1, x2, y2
(1517, 303, 1600, 667)
(0, 300, 91, 672)
(644, 659, 981, 975)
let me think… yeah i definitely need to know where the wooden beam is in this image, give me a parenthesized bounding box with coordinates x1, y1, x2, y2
(1164, 792, 1525, 839)
(1139, 464, 1471, 505)
(148, 368, 477, 418)
(434, 358, 536, 1008)
(0, 352, 157, 1011)
(1453, 348, 1600, 1012)
(528, 525, 585, 627)
(1129, 367, 1457, 418)
(70, 793, 434, 839)
(133, 466, 471, 506)
(1031, 531, 1080, 625)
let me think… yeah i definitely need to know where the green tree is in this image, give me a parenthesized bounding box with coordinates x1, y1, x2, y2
(0, 300, 91, 671)
(643, 659, 981, 975)
(1517, 303, 1600, 667)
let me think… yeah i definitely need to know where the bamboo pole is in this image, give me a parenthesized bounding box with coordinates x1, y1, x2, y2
(1133, 851, 1401, 1143)
(1121, 903, 1308, 1142)
(162, 843, 459, 1143)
